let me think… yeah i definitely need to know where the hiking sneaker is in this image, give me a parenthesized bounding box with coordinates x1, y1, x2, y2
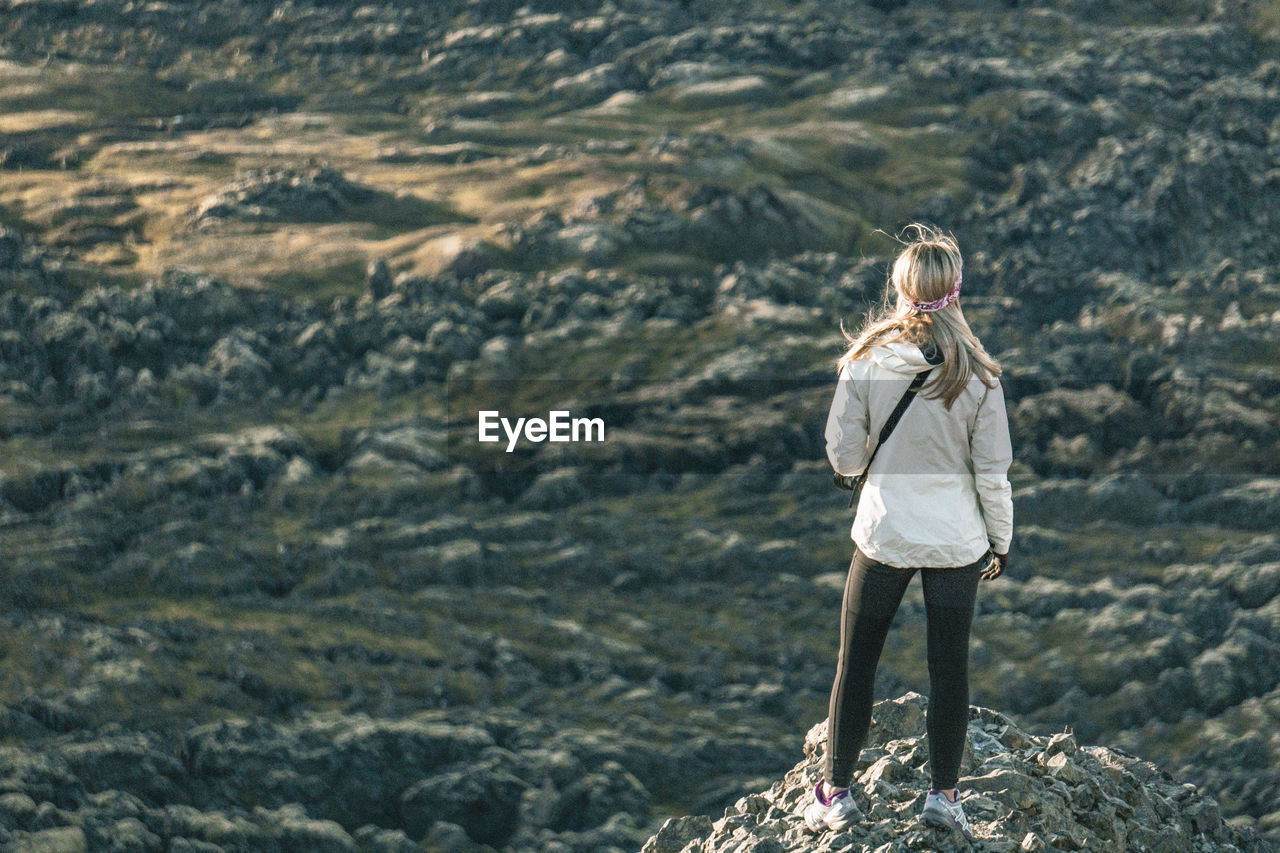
(921, 788, 974, 840)
(803, 780, 860, 832)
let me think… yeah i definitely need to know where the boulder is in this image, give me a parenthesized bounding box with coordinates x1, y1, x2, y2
(640, 695, 1271, 852)
(669, 75, 777, 109)
(1182, 479, 1280, 530)
(188, 167, 375, 228)
(399, 755, 527, 845)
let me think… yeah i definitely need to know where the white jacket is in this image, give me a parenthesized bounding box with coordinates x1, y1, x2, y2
(825, 342, 1013, 568)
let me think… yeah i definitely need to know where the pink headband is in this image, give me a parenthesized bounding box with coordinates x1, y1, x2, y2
(907, 275, 962, 312)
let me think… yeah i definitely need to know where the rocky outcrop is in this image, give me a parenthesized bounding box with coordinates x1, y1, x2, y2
(642, 693, 1274, 853)
(0, 225, 73, 300)
(0, 698, 791, 852)
(188, 166, 377, 229)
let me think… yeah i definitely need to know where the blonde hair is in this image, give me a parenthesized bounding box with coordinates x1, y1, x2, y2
(838, 224, 1001, 409)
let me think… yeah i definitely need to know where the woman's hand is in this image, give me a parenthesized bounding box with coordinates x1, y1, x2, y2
(980, 550, 1007, 581)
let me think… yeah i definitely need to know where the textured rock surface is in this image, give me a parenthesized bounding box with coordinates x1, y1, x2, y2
(188, 167, 377, 229)
(0, 705, 787, 851)
(642, 693, 1274, 853)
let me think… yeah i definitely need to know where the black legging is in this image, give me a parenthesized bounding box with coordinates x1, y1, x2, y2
(823, 548, 984, 791)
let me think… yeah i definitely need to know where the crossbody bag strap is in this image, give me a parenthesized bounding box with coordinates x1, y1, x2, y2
(870, 368, 932, 465)
(846, 368, 932, 507)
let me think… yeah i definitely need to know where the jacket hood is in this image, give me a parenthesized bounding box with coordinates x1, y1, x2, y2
(868, 342, 937, 374)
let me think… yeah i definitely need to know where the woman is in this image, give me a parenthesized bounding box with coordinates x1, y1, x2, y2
(804, 225, 1013, 840)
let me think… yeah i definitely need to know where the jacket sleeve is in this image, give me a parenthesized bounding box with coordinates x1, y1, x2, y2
(971, 379, 1014, 554)
(825, 363, 870, 476)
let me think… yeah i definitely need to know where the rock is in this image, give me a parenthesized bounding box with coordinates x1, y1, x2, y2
(29, 801, 69, 832)
(12, 826, 87, 853)
(551, 62, 630, 106)
(0, 792, 39, 830)
(205, 331, 273, 400)
(255, 803, 356, 853)
(681, 184, 850, 261)
(366, 258, 393, 300)
(642, 695, 1269, 852)
(669, 75, 777, 109)
(415, 233, 501, 279)
(641, 815, 714, 853)
(1013, 385, 1147, 458)
(860, 754, 914, 786)
(1020, 830, 1046, 851)
(400, 756, 527, 846)
(181, 714, 498, 836)
(347, 426, 446, 472)
(87, 817, 162, 853)
(1043, 731, 1078, 757)
(167, 840, 225, 853)
(446, 90, 530, 118)
(425, 319, 482, 364)
(543, 761, 650, 832)
(868, 692, 928, 742)
(1182, 479, 1280, 530)
(401, 539, 486, 588)
(1043, 751, 1088, 785)
(57, 735, 188, 806)
(519, 467, 588, 509)
(188, 166, 375, 228)
(1088, 473, 1169, 523)
(1013, 525, 1071, 557)
(0, 226, 24, 268)
(823, 81, 894, 115)
(351, 825, 418, 853)
(966, 767, 1037, 807)
(422, 821, 487, 852)
(553, 222, 628, 265)
(1012, 479, 1091, 525)
(475, 279, 529, 322)
(159, 804, 269, 850)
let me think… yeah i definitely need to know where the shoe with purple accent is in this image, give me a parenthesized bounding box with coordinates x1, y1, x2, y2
(803, 780, 860, 832)
(921, 788, 974, 840)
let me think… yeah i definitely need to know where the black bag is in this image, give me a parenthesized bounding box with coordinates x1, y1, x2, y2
(833, 368, 933, 508)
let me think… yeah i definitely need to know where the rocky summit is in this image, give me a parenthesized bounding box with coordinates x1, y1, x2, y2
(643, 694, 1270, 853)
